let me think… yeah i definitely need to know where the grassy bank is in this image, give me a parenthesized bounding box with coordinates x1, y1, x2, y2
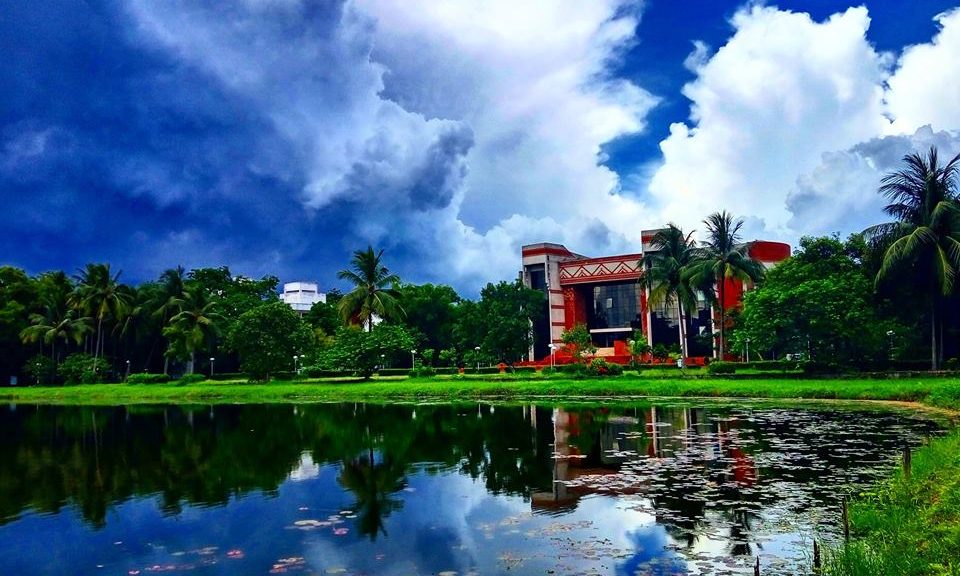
(823, 429, 960, 575)
(2, 375, 960, 410)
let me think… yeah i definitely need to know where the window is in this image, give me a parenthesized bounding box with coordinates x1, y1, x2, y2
(588, 282, 640, 329)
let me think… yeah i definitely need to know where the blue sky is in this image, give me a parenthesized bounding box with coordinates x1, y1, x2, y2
(2, 0, 960, 295)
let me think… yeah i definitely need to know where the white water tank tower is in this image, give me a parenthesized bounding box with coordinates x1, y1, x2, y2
(280, 281, 326, 313)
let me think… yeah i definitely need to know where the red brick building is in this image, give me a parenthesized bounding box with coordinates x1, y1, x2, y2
(520, 231, 789, 364)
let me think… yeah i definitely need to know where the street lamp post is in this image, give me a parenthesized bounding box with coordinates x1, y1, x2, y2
(410, 349, 416, 370)
(474, 346, 481, 373)
(380, 354, 386, 371)
(548, 343, 556, 370)
(125, 359, 131, 381)
(745, 338, 751, 363)
(886, 330, 895, 361)
(293, 355, 299, 374)
(209, 357, 215, 378)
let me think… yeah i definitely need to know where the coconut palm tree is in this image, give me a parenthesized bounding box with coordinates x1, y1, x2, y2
(20, 302, 90, 364)
(685, 211, 765, 360)
(642, 225, 698, 358)
(163, 287, 224, 374)
(69, 263, 133, 363)
(866, 146, 960, 370)
(337, 246, 404, 331)
(151, 266, 188, 374)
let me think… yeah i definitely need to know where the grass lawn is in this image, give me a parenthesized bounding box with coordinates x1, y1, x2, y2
(2, 374, 960, 410)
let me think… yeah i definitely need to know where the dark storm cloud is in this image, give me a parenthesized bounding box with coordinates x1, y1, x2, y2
(407, 125, 474, 211)
(0, 0, 323, 281)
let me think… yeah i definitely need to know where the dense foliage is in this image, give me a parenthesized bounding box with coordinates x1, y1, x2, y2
(734, 236, 897, 366)
(226, 301, 314, 380)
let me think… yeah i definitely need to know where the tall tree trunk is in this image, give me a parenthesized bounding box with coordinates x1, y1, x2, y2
(718, 272, 726, 360)
(94, 317, 103, 361)
(677, 299, 687, 359)
(931, 301, 938, 371)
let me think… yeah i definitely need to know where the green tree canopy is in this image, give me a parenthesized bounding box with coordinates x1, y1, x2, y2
(396, 283, 460, 365)
(736, 236, 895, 365)
(226, 301, 313, 380)
(321, 324, 416, 378)
(454, 280, 544, 365)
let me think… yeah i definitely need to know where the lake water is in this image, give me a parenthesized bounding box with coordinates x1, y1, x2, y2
(0, 402, 944, 575)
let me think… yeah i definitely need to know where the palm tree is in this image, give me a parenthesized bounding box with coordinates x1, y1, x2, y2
(685, 211, 765, 360)
(151, 267, 188, 374)
(642, 225, 698, 358)
(337, 246, 404, 331)
(20, 304, 90, 364)
(163, 287, 224, 374)
(69, 263, 133, 363)
(866, 146, 960, 370)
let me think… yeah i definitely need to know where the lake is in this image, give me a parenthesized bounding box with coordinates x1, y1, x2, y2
(0, 402, 944, 575)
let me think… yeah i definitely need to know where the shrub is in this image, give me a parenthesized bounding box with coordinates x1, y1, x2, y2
(946, 357, 959, 371)
(58, 353, 111, 384)
(174, 373, 206, 385)
(378, 368, 411, 377)
(586, 358, 623, 377)
(540, 367, 559, 376)
(409, 366, 437, 378)
(209, 372, 246, 381)
(707, 361, 736, 375)
(737, 360, 802, 372)
(23, 354, 55, 385)
(510, 366, 537, 374)
(558, 363, 588, 377)
(800, 360, 845, 375)
(126, 373, 171, 384)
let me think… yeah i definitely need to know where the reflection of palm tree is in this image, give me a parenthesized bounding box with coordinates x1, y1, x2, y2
(337, 451, 406, 540)
(727, 508, 757, 556)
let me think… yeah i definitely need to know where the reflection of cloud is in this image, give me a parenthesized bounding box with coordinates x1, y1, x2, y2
(617, 524, 687, 576)
(288, 452, 321, 482)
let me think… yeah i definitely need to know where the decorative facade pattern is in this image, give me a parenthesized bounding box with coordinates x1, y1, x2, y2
(558, 255, 643, 285)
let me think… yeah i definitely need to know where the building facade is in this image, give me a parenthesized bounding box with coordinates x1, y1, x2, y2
(279, 281, 326, 314)
(520, 233, 789, 363)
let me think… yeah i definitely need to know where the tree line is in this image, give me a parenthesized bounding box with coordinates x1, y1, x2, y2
(564, 146, 960, 372)
(0, 247, 545, 384)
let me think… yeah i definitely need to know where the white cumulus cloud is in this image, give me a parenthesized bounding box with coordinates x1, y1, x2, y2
(886, 9, 960, 134)
(647, 5, 891, 240)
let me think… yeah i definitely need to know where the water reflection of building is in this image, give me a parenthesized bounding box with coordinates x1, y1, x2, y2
(530, 407, 758, 512)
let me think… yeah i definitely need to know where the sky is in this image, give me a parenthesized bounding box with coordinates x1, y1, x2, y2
(3, 0, 960, 295)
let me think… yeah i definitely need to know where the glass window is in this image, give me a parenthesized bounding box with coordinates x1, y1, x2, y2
(588, 282, 640, 329)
